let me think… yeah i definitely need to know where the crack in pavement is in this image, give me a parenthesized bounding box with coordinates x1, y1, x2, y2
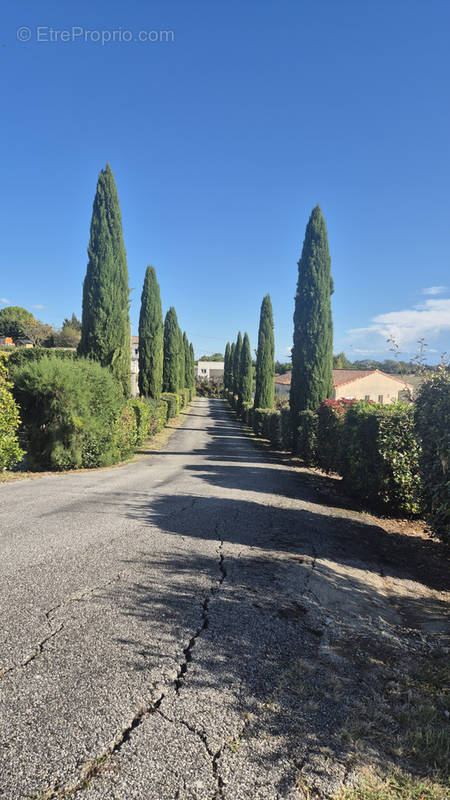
(29, 533, 228, 799)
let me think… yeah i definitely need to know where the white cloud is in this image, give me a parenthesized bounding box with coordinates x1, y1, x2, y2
(422, 286, 448, 296)
(31, 304, 48, 309)
(347, 298, 450, 350)
(0, 298, 10, 304)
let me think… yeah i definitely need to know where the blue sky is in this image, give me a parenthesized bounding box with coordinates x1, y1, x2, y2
(1, 0, 449, 362)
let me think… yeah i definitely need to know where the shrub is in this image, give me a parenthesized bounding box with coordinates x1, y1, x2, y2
(129, 398, 152, 446)
(114, 402, 138, 460)
(0, 351, 11, 375)
(268, 410, 282, 447)
(415, 370, 450, 541)
(178, 388, 190, 409)
(161, 392, 181, 418)
(240, 401, 253, 425)
(280, 406, 292, 450)
(7, 347, 77, 371)
(316, 399, 352, 473)
(296, 410, 318, 465)
(11, 356, 123, 470)
(341, 401, 421, 515)
(252, 408, 271, 436)
(0, 375, 24, 470)
(144, 397, 169, 435)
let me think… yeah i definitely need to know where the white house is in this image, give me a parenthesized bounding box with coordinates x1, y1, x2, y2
(195, 361, 224, 382)
(274, 369, 414, 404)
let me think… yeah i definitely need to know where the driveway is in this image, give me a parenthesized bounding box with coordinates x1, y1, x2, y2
(0, 398, 448, 799)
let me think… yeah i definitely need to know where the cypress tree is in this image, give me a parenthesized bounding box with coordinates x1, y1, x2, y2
(229, 342, 235, 393)
(290, 205, 334, 418)
(254, 295, 275, 409)
(240, 332, 253, 403)
(163, 307, 180, 393)
(233, 332, 242, 395)
(177, 325, 185, 390)
(189, 343, 195, 388)
(183, 332, 190, 390)
(224, 342, 231, 390)
(138, 266, 163, 399)
(79, 163, 131, 396)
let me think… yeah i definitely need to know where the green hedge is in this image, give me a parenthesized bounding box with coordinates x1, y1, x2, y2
(161, 392, 181, 418)
(240, 400, 253, 425)
(316, 399, 348, 474)
(296, 410, 318, 466)
(280, 407, 292, 450)
(0, 374, 24, 470)
(178, 388, 190, 409)
(129, 398, 153, 446)
(7, 347, 77, 371)
(415, 371, 450, 541)
(252, 408, 271, 436)
(114, 402, 138, 460)
(268, 410, 282, 447)
(11, 356, 124, 470)
(340, 401, 421, 515)
(144, 397, 169, 435)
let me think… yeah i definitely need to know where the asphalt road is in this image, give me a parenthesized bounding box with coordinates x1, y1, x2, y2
(0, 398, 448, 800)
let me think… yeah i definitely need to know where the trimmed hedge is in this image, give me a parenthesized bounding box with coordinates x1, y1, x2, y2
(145, 397, 169, 435)
(161, 392, 181, 418)
(415, 371, 450, 541)
(0, 374, 24, 470)
(340, 401, 421, 515)
(240, 401, 253, 425)
(129, 398, 153, 446)
(11, 356, 124, 470)
(280, 407, 292, 451)
(178, 388, 190, 409)
(7, 347, 77, 370)
(296, 410, 318, 466)
(316, 399, 351, 474)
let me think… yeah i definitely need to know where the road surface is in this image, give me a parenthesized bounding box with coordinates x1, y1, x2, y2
(0, 398, 448, 799)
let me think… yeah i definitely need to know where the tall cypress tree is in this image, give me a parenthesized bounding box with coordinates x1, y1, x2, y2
(183, 332, 190, 390)
(290, 205, 334, 418)
(189, 343, 195, 388)
(224, 342, 231, 390)
(254, 295, 275, 409)
(138, 266, 163, 399)
(79, 163, 130, 395)
(163, 307, 180, 393)
(177, 326, 185, 390)
(233, 332, 242, 395)
(229, 342, 235, 393)
(240, 332, 253, 404)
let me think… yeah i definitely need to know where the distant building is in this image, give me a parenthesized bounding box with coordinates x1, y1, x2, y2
(274, 369, 414, 404)
(0, 337, 15, 347)
(195, 361, 224, 382)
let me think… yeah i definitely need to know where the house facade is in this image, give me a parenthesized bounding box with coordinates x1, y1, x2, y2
(274, 369, 413, 404)
(195, 361, 224, 382)
(131, 335, 139, 397)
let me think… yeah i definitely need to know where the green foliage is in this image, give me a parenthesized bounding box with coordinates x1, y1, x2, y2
(316, 399, 348, 473)
(254, 295, 275, 409)
(198, 353, 224, 361)
(252, 408, 271, 436)
(0, 306, 34, 340)
(239, 332, 253, 404)
(138, 266, 164, 399)
(178, 388, 190, 408)
(78, 163, 131, 397)
(239, 400, 253, 426)
(224, 342, 231, 391)
(7, 347, 77, 371)
(229, 342, 235, 393)
(296, 410, 318, 465)
(233, 333, 242, 395)
(129, 398, 152, 445)
(11, 356, 124, 470)
(143, 397, 169, 434)
(415, 370, 450, 541)
(0, 374, 24, 470)
(62, 313, 81, 332)
(268, 410, 282, 447)
(195, 378, 224, 397)
(0, 351, 11, 374)
(114, 402, 138, 459)
(280, 407, 293, 450)
(341, 402, 421, 514)
(274, 361, 292, 375)
(161, 391, 181, 418)
(163, 307, 181, 393)
(177, 326, 185, 390)
(183, 333, 191, 390)
(290, 205, 334, 417)
(333, 351, 352, 369)
(53, 327, 81, 348)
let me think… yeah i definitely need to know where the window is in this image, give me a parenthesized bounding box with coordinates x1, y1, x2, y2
(378, 395, 383, 404)
(201, 368, 207, 374)
(365, 395, 370, 401)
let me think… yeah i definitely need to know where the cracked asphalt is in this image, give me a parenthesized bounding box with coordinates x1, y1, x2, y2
(0, 398, 448, 800)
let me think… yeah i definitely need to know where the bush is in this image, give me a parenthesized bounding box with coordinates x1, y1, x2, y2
(178, 388, 190, 409)
(114, 402, 138, 460)
(268, 410, 282, 447)
(129, 398, 152, 446)
(240, 401, 253, 425)
(280, 406, 292, 450)
(144, 397, 169, 435)
(252, 408, 271, 436)
(296, 410, 318, 465)
(161, 392, 181, 418)
(0, 351, 11, 375)
(341, 401, 421, 515)
(0, 375, 24, 470)
(7, 347, 77, 371)
(316, 399, 352, 473)
(415, 370, 450, 541)
(11, 356, 123, 470)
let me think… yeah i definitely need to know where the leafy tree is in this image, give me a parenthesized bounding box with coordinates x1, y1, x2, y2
(254, 295, 275, 409)
(138, 266, 163, 399)
(233, 332, 242, 395)
(229, 342, 236, 392)
(0, 306, 34, 341)
(177, 326, 185, 389)
(275, 361, 292, 375)
(224, 342, 231, 390)
(163, 307, 180, 393)
(53, 326, 81, 348)
(333, 352, 352, 369)
(290, 205, 334, 419)
(62, 313, 81, 332)
(183, 332, 191, 390)
(198, 353, 224, 361)
(21, 318, 53, 347)
(239, 332, 253, 404)
(78, 163, 131, 396)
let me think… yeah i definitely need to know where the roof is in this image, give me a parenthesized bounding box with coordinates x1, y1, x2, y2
(274, 369, 413, 390)
(131, 335, 139, 344)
